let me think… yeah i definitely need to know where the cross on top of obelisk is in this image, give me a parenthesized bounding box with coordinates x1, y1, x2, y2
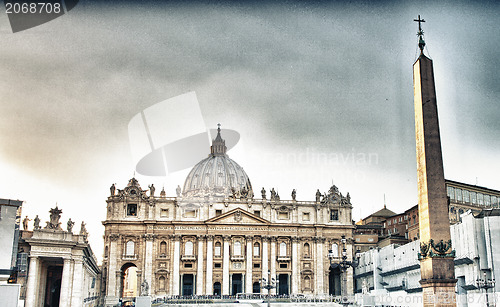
(414, 15, 426, 54)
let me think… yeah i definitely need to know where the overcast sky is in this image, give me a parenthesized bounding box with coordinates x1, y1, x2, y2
(1, 0, 498, 263)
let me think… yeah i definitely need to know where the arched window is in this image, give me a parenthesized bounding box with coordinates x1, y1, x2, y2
(125, 241, 134, 256)
(185, 241, 193, 256)
(253, 242, 260, 257)
(234, 241, 242, 256)
(331, 243, 338, 258)
(279, 242, 287, 257)
(104, 246, 108, 257)
(159, 276, 166, 290)
(214, 242, 222, 257)
(160, 241, 167, 255)
(304, 243, 310, 257)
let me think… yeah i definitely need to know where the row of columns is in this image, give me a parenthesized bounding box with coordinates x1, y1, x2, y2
(106, 233, 337, 300)
(25, 256, 85, 307)
(167, 235, 329, 296)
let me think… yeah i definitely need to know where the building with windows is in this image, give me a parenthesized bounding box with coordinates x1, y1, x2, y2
(354, 180, 500, 249)
(354, 209, 500, 307)
(101, 127, 357, 306)
(446, 179, 500, 224)
(16, 207, 101, 307)
(0, 198, 23, 307)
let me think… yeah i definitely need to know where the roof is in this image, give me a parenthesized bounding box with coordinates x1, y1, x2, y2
(367, 207, 397, 218)
(0, 198, 23, 207)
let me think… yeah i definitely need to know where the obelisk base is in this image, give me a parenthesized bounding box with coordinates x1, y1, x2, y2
(420, 280, 457, 307)
(136, 296, 152, 307)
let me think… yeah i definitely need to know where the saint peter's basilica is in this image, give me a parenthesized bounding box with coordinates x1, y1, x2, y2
(102, 126, 356, 306)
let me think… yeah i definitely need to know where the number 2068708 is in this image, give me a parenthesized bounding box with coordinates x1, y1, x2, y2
(5, 2, 62, 14)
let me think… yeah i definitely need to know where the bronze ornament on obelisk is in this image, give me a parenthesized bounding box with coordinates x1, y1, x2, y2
(413, 16, 457, 306)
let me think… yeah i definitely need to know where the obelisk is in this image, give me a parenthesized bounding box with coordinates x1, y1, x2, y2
(413, 16, 456, 306)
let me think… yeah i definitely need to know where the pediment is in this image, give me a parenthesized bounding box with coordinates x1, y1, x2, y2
(205, 208, 270, 225)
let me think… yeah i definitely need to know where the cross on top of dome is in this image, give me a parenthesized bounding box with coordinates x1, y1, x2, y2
(211, 124, 227, 156)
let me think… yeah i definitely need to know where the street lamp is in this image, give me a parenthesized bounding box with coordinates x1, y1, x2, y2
(476, 271, 495, 307)
(259, 270, 278, 307)
(328, 235, 361, 306)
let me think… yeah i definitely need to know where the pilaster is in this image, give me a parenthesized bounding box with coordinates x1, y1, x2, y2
(206, 235, 214, 295)
(245, 235, 253, 293)
(172, 235, 181, 295)
(222, 235, 231, 295)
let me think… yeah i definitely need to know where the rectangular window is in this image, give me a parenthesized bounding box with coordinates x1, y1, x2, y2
(477, 193, 484, 206)
(215, 209, 222, 216)
(484, 195, 491, 207)
(253, 263, 260, 268)
(279, 263, 287, 268)
(16, 253, 28, 276)
(471, 192, 477, 204)
(214, 263, 221, 268)
(253, 245, 260, 256)
(388, 221, 391, 226)
(184, 263, 193, 268)
(253, 210, 260, 217)
(447, 187, 455, 200)
(330, 210, 339, 221)
(278, 212, 289, 220)
(303, 212, 310, 221)
(160, 209, 169, 217)
(215, 246, 221, 256)
(463, 190, 470, 203)
(127, 204, 137, 216)
(492, 196, 498, 207)
(456, 189, 462, 202)
(184, 210, 196, 218)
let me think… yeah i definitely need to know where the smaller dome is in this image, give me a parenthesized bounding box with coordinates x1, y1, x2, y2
(182, 126, 252, 199)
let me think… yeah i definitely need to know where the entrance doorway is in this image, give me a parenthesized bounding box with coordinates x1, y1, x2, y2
(231, 274, 242, 295)
(120, 263, 138, 299)
(253, 282, 260, 293)
(182, 274, 194, 296)
(278, 274, 289, 295)
(213, 282, 221, 296)
(44, 266, 62, 307)
(329, 267, 341, 295)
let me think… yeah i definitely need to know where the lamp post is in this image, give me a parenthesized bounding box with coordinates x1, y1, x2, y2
(259, 270, 278, 307)
(328, 235, 360, 306)
(476, 271, 495, 307)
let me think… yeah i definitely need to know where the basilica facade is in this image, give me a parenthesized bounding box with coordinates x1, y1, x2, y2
(102, 127, 356, 306)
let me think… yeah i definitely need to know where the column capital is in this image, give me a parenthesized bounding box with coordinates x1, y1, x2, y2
(291, 236, 300, 243)
(142, 233, 156, 241)
(269, 236, 278, 242)
(197, 234, 206, 241)
(223, 235, 231, 241)
(245, 235, 254, 241)
(313, 237, 326, 243)
(109, 234, 120, 241)
(262, 235, 270, 242)
(173, 234, 182, 241)
(206, 235, 214, 241)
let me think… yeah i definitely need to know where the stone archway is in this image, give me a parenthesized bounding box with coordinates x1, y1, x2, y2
(121, 263, 138, 299)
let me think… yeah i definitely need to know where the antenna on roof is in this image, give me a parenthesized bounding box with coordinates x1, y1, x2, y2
(384, 193, 386, 209)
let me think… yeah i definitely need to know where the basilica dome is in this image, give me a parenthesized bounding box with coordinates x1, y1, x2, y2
(182, 126, 252, 199)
